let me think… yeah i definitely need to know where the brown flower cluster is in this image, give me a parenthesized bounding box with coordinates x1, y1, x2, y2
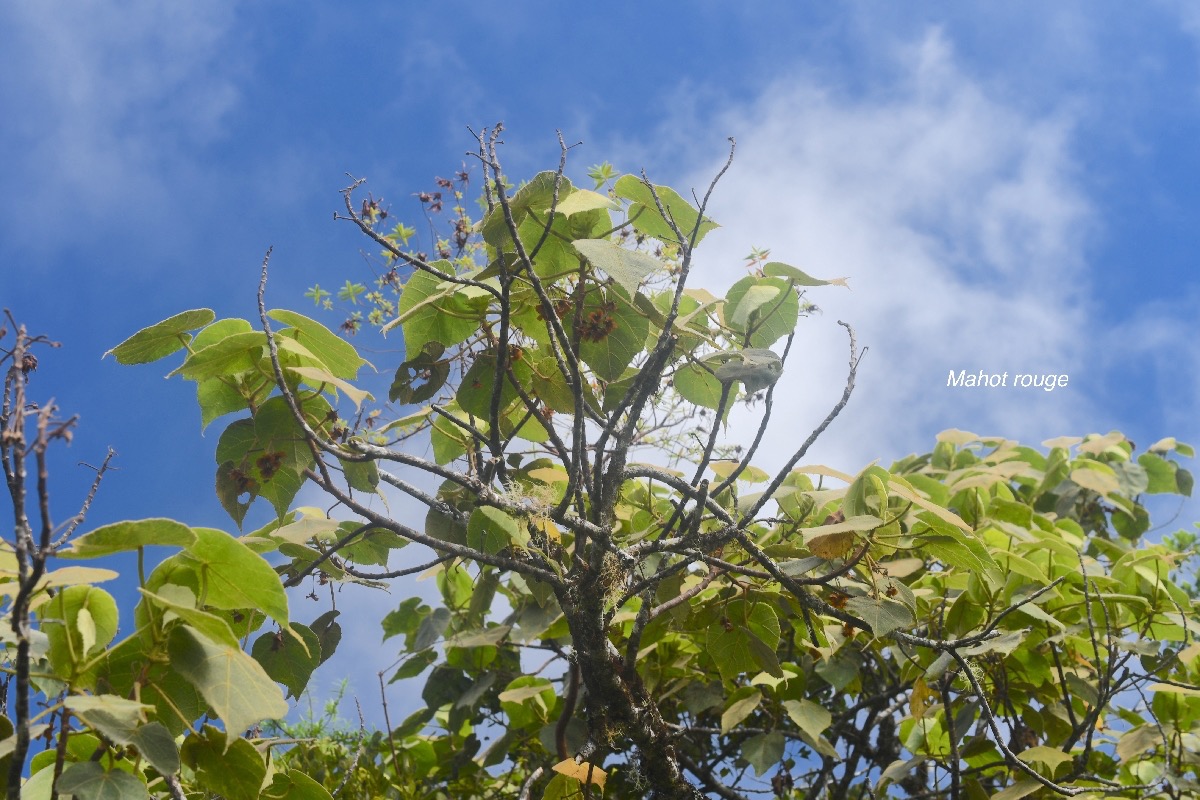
(579, 301, 617, 343)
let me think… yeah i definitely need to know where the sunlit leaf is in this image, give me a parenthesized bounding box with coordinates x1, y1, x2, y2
(106, 309, 215, 365)
(173, 331, 267, 381)
(288, 366, 373, 410)
(762, 262, 850, 288)
(60, 518, 196, 559)
(614, 175, 718, 245)
(185, 527, 290, 627)
(269, 309, 368, 378)
(170, 628, 289, 745)
(552, 758, 607, 789)
(572, 238, 663, 296)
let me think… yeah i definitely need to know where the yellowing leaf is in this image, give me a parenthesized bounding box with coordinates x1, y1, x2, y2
(572, 238, 664, 296)
(1149, 682, 1200, 696)
(1077, 431, 1127, 456)
(888, 475, 971, 532)
(721, 689, 762, 734)
(1070, 464, 1121, 495)
(535, 518, 561, 543)
(36, 566, 120, 587)
(555, 189, 620, 215)
(552, 759, 607, 789)
(937, 429, 981, 445)
(807, 531, 856, 559)
(1017, 745, 1074, 770)
(288, 366, 373, 410)
(528, 466, 570, 484)
(910, 677, 934, 717)
(783, 698, 831, 739)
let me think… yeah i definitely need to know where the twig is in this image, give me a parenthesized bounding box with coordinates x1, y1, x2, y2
(738, 321, 860, 526)
(376, 673, 401, 780)
(518, 767, 545, 800)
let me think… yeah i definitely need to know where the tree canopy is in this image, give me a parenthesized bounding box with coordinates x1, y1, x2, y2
(3, 129, 1199, 800)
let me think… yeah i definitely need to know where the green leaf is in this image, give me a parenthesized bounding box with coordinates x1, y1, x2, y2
(339, 456, 380, 494)
(614, 175, 719, 245)
(64, 693, 150, 733)
(64, 698, 181, 776)
(140, 586, 241, 648)
(844, 597, 914, 637)
(430, 401, 474, 465)
(198, 375, 253, 431)
(185, 526, 290, 627)
(746, 633, 785, 678)
(467, 506, 524, 555)
(261, 770, 335, 800)
(990, 780, 1043, 800)
(128, 722, 180, 776)
(169, 627, 289, 743)
(569, 288, 650, 382)
(912, 511, 999, 574)
(499, 676, 556, 728)
(213, 396, 321, 521)
(269, 309, 367, 379)
(712, 348, 783, 394)
(742, 731, 785, 777)
(309, 610, 342, 666)
(188, 319, 260, 428)
(1070, 462, 1121, 495)
(106, 309, 215, 365)
(173, 330, 267, 381)
(721, 686, 762, 733)
(482, 172, 574, 248)
(289, 366, 373, 410)
(784, 699, 832, 740)
(216, 460, 254, 528)
(56, 762, 150, 800)
(456, 349, 532, 419)
(728, 284, 782, 329)
(391, 650, 437, 682)
(842, 466, 889, 517)
(572, 238, 663, 296)
(762, 262, 850, 288)
(1017, 745, 1074, 771)
(251, 624, 321, 700)
(706, 601, 780, 681)
(180, 726, 268, 800)
(59, 518, 196, 559)
(920, 534, 994, 574)
(1138, 452, 1189, 495)
(390, 342, 450, 404)
(723, 276, 799, 347)
(1116, 724, 1160, 761)
(556, 189, 620, 216)
(541, 773, 583, 800)
(43, 586, 118, 685)
(414, 607, 452, 651)
(672, 362, 724, 409)
(390, 266, 485, 353)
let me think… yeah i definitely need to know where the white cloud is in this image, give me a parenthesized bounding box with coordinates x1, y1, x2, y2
(0, 2, 245, 249)
(636, 30, 1103, 472)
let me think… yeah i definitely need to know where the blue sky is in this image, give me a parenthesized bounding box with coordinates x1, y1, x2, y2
(3, 2, 1200, 727)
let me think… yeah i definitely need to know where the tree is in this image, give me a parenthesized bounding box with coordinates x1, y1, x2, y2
(3, 128, 1198, 799)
